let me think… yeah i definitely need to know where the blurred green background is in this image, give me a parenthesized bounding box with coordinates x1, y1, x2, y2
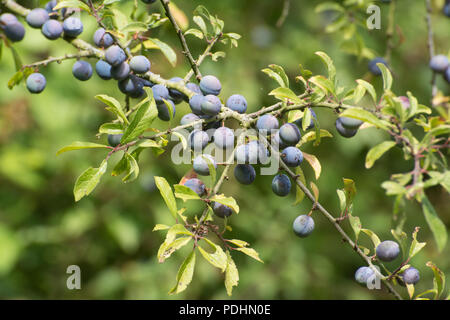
(0, 0, 448, 299)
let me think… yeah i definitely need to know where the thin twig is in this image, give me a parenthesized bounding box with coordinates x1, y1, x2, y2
(160, 0, 202, 80)
(184, 34, 222, 82)
(276, 0, 290, 28)
(425, 0, 438, 102)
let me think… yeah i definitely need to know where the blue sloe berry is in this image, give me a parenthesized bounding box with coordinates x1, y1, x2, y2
(234, 164, 256, 185)
(213, 126, 235, 149)
(281, 146, 303, 167)
(376, 240, 400, 262)
(226, 94, 247, 113)
(26, 9, 49, 28)
(156, 100, 176, 121)
(42, 19, 63, 40)
(95, 60, 112, 80)
(212, 202, 233, 218)
(193, 154, 217, 176)
(199, 75, 221, 95)
(183, 178, 206, 196)
(105, 45, 126, 67)
(292, 214, 315, 237)
(201, 95, 222, 116)
(272, 174, 291, 196)
(26, 73, 46, 94)
(279, 123, 301, 146)
(63, 17, 83, 37)
(129, 55, 151, 74)
(108, 134, 123, 147)
(72, 61, 93, 81)
(93, 28, 114, 48)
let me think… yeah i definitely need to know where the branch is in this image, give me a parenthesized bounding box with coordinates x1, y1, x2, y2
(160, 0, 202, 80)
(183, 34, 222, 82)
(425, 0, 438, 102)
(261, 135, 404, 300)
(276, 0, 290, 28)
(22, 51, 96, 70)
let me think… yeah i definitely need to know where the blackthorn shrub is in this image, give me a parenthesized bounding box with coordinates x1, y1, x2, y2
(4, 0, 448, 300)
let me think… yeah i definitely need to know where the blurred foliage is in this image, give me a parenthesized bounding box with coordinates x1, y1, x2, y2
(0, 0, 448, 299)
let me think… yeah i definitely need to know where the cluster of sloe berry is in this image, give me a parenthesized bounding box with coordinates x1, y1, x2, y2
(355, 240, 420, 287)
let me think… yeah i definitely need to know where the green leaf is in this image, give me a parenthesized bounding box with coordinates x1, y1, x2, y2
(73, 160, 107, 202)
(302, 108, 312, 131)
(171, 131, 187, 150)
(225, 251, 239, 296)
(315, 2, 345, 14)
(54, 0, 90, 12)
(148, 38, 177, 67)
(302, 152, 321, 180)
(293, 167, 306, 205)
(315, 51, 336, 82)
(209, 194, 239, 213)
(154, 176, 178, 220)
(336, 189, 346, 213)
(356, 79, 377, 102)
(122, 153, 139, 183)
(299, 129, 333, 145)
(7, 67, 33, 90)
(340, 108, 389, 130)
(184, 28, 203, 39)
(168, 250, 196, 295)
(268, 87, 302, 104)
(121, 88, 157, 144)
(343, 178, 356, 207)
(227, 239, 249, 248)
(365, 141, 396, 169)
(95, 95, 129, 125)
(153, 224, 170, 231)
(56, 141, 110, 155)
(193, 15, 207, 35)
(408, 227, 426, 259)
(158, 237, 192, 263)
(98, 122, 124, 135)
(174, 184, 201, 201)
(377, 63, 393, 91)
(121, 21, 148, 33)
(198, 238, 227, 272)
(235, 247, 263, 263)
(262, 64, 289, 87)
(308, 75, 335, 96)
(361, 229, 381, 248)
(348, 214, 362, 242)
(422, 195, 447, 252)
(426, 261, 446, 299)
